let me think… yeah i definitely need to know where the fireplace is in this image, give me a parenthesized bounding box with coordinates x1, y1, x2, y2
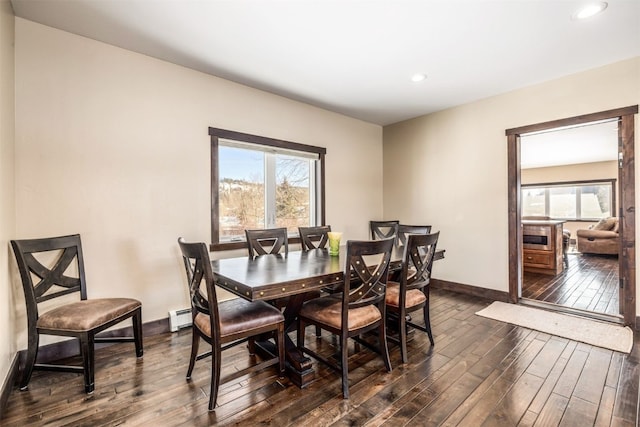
(521, 219, 565, 275)
(523, 224, 552, 251)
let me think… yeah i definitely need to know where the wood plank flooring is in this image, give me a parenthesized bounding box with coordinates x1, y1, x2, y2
(522, 252, 620, 316)
(2, 289, 638, 426)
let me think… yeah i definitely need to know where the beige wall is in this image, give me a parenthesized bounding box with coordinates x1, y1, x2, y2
(13, 18, 383, 348)
(383, 57, 640, 295)
(522, 160, 619, 237)
(6, 14, 640, 392)
(0, 0, 15, 392)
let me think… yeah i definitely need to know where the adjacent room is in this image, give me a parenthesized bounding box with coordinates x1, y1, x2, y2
(520, 120, 622, 318)
(1, 1, 639, 425)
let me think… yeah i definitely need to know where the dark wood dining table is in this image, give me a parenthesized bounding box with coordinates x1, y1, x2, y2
(211, 245, 444, 387)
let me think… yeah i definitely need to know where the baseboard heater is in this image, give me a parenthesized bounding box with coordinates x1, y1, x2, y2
(168, 308, 192, 332)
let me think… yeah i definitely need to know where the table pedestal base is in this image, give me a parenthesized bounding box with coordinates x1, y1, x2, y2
(254, 336, 315, 388)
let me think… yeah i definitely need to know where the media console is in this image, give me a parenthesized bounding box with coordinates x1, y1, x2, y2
(522, 219, 565, 275)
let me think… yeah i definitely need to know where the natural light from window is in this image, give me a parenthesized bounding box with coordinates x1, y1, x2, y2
(218, 141, 317, 242)
(522, 181, 614, 220)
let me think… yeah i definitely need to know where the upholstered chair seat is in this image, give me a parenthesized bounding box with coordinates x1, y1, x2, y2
(37, 298, 140, 332)
(299, 298, 382, 331)
(385, 283, 427, 309)
(193, 298, 285, 339)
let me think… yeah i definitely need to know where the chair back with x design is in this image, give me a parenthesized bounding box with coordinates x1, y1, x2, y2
(298, 225, 331, 251)
(370, 220, 399, 241)
(245, 228, 289, 258)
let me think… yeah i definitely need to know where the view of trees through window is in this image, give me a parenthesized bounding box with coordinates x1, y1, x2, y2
(275, 155, 311, 231)
(218, 145, 313, 241)
(522, 180, 614, 220)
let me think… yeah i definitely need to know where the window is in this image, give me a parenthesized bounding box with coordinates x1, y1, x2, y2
(522, 179, 615, 221)
(210, 128, 326, 250)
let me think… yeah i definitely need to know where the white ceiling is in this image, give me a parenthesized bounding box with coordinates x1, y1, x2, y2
(10, 0, 640, 126)
(521, 119, 619, 169)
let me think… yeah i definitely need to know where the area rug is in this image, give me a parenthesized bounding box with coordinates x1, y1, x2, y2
(475, 301, 633, 353)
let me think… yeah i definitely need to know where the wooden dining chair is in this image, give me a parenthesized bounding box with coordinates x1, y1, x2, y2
(245, 227, 289, 258)
(389, 224, 432, 282)
(10, 234, 143, 393)
(298, 225, 331, 251)
(396, 224, 432, 247)
(298, 225, 335, 336)
(178, 238, 285, 410)
(370, 220, 399, 241)
(386, 232, 439, 363)
(297, 237, 395, 399)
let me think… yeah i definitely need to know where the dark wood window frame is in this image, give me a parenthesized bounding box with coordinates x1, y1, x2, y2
(522, 178, 617, 221)
(507, 105, 638, 327)
(209, 127, 327, 252)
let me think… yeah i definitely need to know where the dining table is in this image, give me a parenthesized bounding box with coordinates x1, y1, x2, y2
(211, 245, 445, 387)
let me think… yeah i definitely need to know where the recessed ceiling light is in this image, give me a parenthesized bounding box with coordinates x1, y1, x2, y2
(572, 2, 608, 20)
(411, 73, 427, 83)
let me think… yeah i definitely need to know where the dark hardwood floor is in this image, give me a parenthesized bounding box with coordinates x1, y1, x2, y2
(522, 251, 620, 316)
(2, 289, 638, 426)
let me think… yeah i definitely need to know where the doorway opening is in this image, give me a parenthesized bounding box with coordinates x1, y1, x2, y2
(506, 106, 638, 327)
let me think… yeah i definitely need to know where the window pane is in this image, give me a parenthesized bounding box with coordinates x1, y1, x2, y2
(549, 187, 576, 218)
(275, 154, 311, 233)
(522, 188, 545, 217)
(522, 180, 614, 221)
(581, 184, 611, 219)
(219, 146, 265, 241)
(211, 128, 326, 248)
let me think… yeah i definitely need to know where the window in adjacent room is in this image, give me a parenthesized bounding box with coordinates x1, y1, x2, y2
(209, 128, 326, 250)
(522, 179, 615, 221)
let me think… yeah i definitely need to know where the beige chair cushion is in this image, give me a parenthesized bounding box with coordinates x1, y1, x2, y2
(299, 297, 381, 331)
(37, 298, 141, 332)
(194, 298, 284, 339)
(593, 217, 617, 231)
(385, 282, 427, 309)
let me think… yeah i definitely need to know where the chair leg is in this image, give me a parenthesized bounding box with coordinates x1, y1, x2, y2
(248, 338, 256, 355)
(398, 309, 408, 364)
(186, 329, 200, 379)
(315, 325, 321, 337)
(133, 308, 144, 357)
(209, 347, 222, 410)
(424, 304, 434, 346)
(378, 318, 392, 372)
(20, 331, 39, 391)
(354, 338, 361, 353)
(341, 333, 349, 399)
(79, 332, 95, 394)
(276, 325, 285, 376)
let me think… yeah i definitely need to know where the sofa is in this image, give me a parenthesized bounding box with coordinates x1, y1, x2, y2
(576, 217, 619, 255)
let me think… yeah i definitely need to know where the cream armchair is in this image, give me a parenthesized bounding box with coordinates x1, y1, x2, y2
(576, 217, 619, 255)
